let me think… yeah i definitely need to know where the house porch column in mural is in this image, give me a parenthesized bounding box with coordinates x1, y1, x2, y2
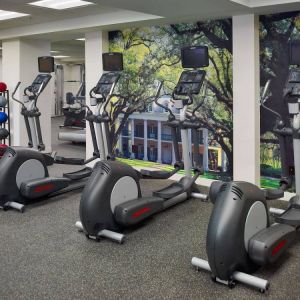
(130, 119, 135, 157)
(157, 121, 162, 163)
(233, 14, 260, 185)
(143, 119, 148, 160)
(203, 129, 209, 171)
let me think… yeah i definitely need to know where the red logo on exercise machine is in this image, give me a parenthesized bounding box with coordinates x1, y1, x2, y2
(34, 184, 55, 193)
(132, 207, 151, 219)
(272, 240, 287, 256)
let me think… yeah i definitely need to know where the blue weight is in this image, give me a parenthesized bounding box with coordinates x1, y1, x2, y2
(0, 112, 8, 123)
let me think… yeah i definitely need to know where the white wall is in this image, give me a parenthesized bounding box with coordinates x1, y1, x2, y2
(0, 57, 2, 82)
(2, 39, 52, 151)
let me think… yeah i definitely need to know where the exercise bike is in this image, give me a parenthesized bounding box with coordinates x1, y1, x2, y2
(0, 53, 123, 212)
(76, 46, 209, 243)
(191, 42, 300, 293)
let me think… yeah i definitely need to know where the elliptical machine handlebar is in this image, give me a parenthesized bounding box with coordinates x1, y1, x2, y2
(12, 82, 26, 108)
(260, 79, 283, 121)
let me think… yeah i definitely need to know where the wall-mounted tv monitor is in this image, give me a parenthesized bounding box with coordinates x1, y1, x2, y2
(38, 56, 55, 73)
(181, 46, 209, 68)
(103, 52, 123, 72)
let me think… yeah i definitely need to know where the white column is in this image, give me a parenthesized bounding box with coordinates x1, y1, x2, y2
(2, 39, 51, 151)
(233, 14, 260, 185)
(130, 119, 135, 158)
(143, 119, 148, 160)
(85, 31, 108, 161)
(157, 121, 162, 163)
(172, 144, 175, 165)
(203, 129, 209, 171)
(221, 150, 227, 172)
(118, 118, 122, 153)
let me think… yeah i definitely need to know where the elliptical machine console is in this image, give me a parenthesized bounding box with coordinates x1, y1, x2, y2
(192, 40, 300, 293)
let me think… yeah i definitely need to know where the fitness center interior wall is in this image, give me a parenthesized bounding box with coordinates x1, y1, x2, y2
(108, 11, 300, 188)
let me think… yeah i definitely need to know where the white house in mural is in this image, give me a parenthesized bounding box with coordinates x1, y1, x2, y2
(117, 96, 227, 172)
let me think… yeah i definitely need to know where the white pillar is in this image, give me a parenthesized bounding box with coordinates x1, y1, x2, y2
(2, 39, 51, 151)
(157, 120, 162, 163)
(143, 119, 148, 160)
(221, 150, 227, 172)
(118, 118, 122, 153)
(85, 31, 108, 161)
(203, 129, 209, 171)
(233, 14, 260, 185)
(172, 144, 175, 165)
(131, 119, 135, 158)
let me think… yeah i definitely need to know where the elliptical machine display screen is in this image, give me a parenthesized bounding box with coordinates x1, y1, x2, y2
(175, 70, 206, 95)
(290, 40, 300, 66)
(38, 56, 54, 73)
(93, 73, 121, 96)
(30, 74, 52, 95)
(103, 53, 123, 72)
(285, 68, 300, 97)
(181, 46, 209, 68)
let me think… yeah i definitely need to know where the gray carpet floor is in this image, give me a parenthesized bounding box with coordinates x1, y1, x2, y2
(0, 117, 299, 300)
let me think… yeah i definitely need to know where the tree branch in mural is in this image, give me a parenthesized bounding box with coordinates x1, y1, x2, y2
(169, 21, 233, 174)
(109, 20, 234, 175)
(260, 12, 300, 171)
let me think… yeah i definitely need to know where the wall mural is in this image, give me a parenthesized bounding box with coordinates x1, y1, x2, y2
(108, 12, 300, 187)
(109, 21, 233, 180)
(260, 12, 300, 188)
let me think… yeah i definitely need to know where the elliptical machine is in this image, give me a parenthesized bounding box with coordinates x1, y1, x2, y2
(76, 46, 209, 243)
(0, 53, 123, 212)
(191, 41, 300, 293)
(12, 56, 54, 151)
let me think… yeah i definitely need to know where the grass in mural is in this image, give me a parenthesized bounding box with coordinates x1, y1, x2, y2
(117, 158, 282, 188)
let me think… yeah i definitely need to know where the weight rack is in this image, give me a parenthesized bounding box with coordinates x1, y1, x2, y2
(0, 90, 10, 146)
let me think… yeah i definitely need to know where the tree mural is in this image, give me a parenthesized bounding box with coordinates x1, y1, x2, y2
(260, 12, 300, 177)
(109, 20, 234, 175)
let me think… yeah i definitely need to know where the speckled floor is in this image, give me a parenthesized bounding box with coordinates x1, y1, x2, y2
(0, 117, 299, 300)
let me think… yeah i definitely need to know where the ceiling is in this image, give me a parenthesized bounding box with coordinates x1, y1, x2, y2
(0, 0, 300, 62)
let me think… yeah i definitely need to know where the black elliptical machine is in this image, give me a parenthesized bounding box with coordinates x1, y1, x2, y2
(0, 53, 122, 213)
(192, 41, 300, 293)
(76, 46, 209, 243)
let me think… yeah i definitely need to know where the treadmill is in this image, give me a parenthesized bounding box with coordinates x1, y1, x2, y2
(58, 83, 86, 143)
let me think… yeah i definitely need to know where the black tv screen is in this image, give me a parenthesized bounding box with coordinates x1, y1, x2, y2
(38, 56, 54, 73)
(181, 46, 209, 68)
(290, 41, 300, 66)
(103, 52, 123, 71)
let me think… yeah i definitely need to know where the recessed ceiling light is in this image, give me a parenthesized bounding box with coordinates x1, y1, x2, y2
(51, 50, 60, 53)
(0, 10, 29, 21)
(29, 0, 94, 10)
(76, 38, 85, 41)
(53, 55, 71, 59)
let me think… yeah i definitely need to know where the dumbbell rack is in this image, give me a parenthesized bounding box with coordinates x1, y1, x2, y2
(0, 90, 10, 146)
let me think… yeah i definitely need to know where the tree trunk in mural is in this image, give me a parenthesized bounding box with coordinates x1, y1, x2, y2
(260, 12, 299, 168)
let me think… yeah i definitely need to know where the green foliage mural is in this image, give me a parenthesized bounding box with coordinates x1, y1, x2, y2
(260, 12, 300, 185)
(109, 20, 233, 176)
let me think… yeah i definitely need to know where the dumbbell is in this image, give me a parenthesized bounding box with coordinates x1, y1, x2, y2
(0, 82, 7, 93)
(0, 95, 7, 108)
(0, 128, 9, 140)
